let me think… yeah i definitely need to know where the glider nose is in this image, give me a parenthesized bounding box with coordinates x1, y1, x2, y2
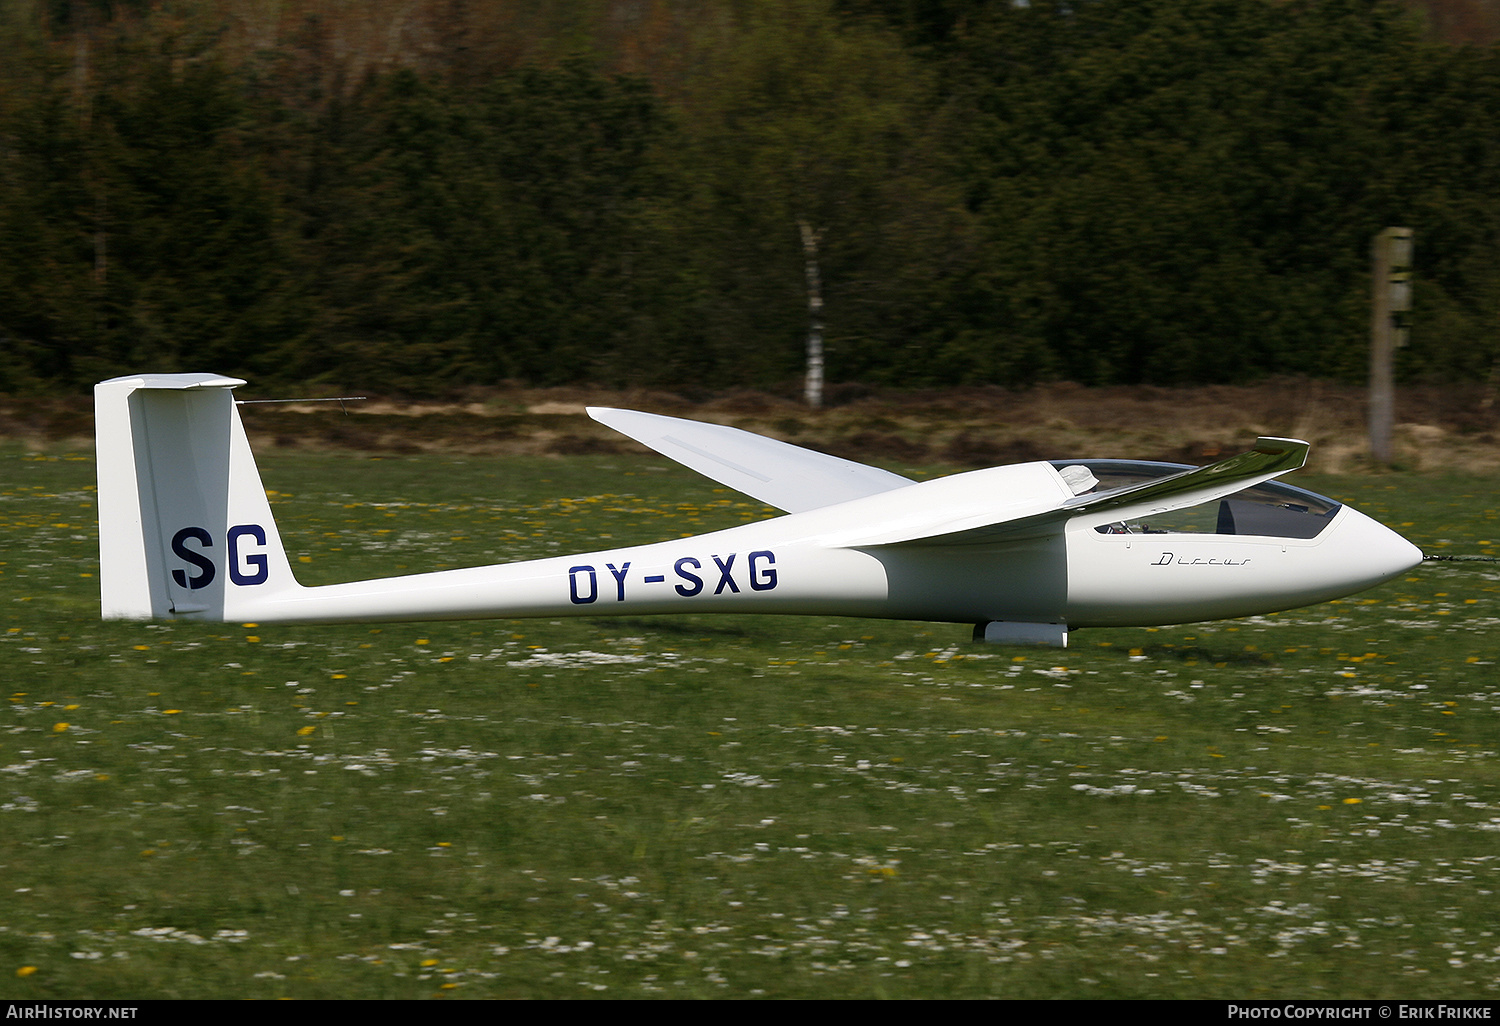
(1336, 506, 1423, 590)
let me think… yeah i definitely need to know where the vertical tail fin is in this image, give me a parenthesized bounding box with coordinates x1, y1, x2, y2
(95, 373, 301, 621)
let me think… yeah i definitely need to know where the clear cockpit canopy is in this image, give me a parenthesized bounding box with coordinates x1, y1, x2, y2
(1051, 460, 1342, 540)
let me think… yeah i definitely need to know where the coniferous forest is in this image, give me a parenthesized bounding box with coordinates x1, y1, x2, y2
(5, 0, 1500, 398)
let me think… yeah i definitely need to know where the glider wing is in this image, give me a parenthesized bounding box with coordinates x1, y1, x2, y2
(587, 407, 914, 513)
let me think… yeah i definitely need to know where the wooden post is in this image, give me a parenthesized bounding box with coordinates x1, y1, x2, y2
(1370, 227, 1412, 464)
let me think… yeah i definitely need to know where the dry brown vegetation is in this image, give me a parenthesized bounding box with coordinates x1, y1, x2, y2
(8, 378, 1500, 475)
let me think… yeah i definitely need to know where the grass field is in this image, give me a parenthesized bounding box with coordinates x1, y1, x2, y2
(3, 445, 1499, 999)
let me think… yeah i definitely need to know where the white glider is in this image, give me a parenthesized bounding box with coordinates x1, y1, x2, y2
(94, 373, 1422, 647)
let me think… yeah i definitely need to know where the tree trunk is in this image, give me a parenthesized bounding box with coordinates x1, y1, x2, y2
(799, 220, 824, 409)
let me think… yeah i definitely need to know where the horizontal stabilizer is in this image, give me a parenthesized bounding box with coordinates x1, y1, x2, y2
(102, 372, 247, 391)
(587, 407, 914, 513)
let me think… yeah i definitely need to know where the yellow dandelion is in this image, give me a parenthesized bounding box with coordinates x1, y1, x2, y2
(1343, 797, 1363, 805)
(16, 966, 37, 977)
(52, 722, 68, 733)
(420, 959, 440, 967)
(297, 725, 316, 736)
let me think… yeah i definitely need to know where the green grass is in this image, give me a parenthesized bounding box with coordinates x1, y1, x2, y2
(3, 446, 1500, 998)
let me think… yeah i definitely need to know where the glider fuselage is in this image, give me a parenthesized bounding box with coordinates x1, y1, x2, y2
(186, 461, 1418, 631)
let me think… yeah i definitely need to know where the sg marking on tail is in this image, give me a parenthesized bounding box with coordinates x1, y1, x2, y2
(169, 525, 270, 589)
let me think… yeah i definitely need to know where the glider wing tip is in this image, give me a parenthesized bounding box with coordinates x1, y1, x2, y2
(1254, 435, 1309, 451)
(1252, 436, 1310, 468)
